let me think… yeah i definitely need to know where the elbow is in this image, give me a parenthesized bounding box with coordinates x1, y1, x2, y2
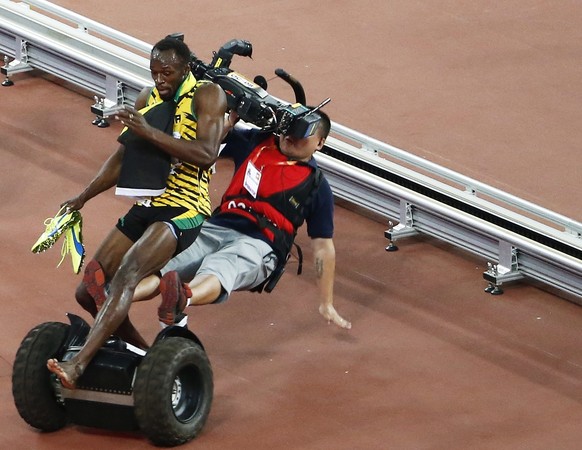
(316, 246, 335, 263)
(313, 238, 335, 257)
(197, 152, 218, 170)
(312, 238, 336, 267)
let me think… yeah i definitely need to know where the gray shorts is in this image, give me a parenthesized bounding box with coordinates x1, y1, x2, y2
(161, 221, 278, 303)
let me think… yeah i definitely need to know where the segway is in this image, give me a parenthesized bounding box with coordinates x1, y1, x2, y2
(11, 313, 213, 447)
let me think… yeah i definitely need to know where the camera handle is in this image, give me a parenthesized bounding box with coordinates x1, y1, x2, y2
(210, 39, 253, 68)
(274, 68, 306, 105)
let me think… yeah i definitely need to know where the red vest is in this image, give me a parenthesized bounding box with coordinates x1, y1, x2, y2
(217, 136, 320, 258)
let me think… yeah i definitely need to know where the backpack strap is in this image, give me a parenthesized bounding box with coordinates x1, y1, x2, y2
(250, 167, 322, 294)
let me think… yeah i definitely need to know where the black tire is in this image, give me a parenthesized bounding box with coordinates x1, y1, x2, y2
(12, 321, 69, 431)
(134, 337, 213, 447)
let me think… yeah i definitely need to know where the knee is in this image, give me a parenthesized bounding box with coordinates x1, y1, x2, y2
(113, 259, 140, 290)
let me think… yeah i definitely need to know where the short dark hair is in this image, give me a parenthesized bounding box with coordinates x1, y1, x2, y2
(314, 110, 331, 139)
(151, 37, 192, 65)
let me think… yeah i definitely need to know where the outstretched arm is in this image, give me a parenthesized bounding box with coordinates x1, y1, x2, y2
(311, 237, 351, 329)
(115, 82, 227, 169)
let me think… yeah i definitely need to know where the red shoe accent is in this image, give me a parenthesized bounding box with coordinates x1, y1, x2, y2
(158, 271, 189, 326)
(83, 259, 107, 311)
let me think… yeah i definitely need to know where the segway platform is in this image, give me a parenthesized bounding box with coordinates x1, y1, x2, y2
(12, 313, 213, 447)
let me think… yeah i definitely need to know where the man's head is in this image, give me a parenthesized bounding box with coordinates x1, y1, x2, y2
(150, 37, 192, 101)
(279, 110, 331, 162)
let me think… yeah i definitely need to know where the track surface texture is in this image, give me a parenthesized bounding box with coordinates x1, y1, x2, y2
(1, 1, 581, 449)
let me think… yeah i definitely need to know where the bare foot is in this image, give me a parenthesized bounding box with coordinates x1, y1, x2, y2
(46, 358, 82, 389)
(319, 304, 352, 329)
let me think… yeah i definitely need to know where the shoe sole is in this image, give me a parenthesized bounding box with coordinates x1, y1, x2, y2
(158, 272, 187, 326)
(83, 259, 107, 311)
(68, 222, 85, 274)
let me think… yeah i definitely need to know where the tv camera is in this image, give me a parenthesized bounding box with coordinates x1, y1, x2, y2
(92, 34, 330, 138)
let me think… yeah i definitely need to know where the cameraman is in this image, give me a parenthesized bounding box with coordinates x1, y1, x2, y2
(143, 108, 351, 329)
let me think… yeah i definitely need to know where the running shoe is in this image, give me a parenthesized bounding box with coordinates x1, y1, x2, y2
(83, 259, 108, 311)
(64, 219, 85, 274)
(57, 221, 85, 274)
(31, 206, 81, 254)
(158, 271, 191, 326)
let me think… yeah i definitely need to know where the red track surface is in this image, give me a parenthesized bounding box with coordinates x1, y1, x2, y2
(2, 2, 581, 449)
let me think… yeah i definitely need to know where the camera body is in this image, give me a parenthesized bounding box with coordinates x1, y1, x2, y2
(276, 103, 322, 139)
(188, 37, 324, 139)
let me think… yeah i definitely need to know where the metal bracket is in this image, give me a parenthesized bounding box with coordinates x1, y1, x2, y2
(1, 39, 33, 86)
(89, 80, 126, 127)
(483, 241, 523, 295)
(384, 200, 418, 251)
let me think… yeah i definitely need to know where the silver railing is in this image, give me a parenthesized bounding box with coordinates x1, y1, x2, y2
(1, 0, 580, 300)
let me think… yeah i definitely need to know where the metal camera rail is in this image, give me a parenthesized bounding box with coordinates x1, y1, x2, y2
(1, 0, 581, 300)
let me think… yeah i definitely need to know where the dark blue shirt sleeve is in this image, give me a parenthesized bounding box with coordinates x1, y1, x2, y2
(305, 176, 334, 239)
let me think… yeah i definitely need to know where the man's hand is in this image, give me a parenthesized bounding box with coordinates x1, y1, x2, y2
(319, 303, 352, 329)
(115, 106, 150, 138)
(220, 110, 239, 141)
(61, 196, 85, 212)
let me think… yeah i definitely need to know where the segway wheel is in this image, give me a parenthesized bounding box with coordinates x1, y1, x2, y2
(12, 321, 70, 431)
(133, 336, 213, 447)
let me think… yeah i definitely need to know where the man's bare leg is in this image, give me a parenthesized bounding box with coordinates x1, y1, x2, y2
(75, 227, 130, 313)
(135, 273, 223, 306)
(47, 223, 177, 388)
(134, 271, 224, 326)
(187, 274, 223, 305)
(134, 274, 161, 301)
(75, 228, 150, 349)
(157, 272, 225, 325)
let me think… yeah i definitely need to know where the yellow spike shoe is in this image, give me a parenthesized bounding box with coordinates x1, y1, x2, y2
(31, 206, 82, 254)
(61, 218, 85, 274)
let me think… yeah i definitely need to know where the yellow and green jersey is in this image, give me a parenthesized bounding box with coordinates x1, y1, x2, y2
(141, 73, 213, 217)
